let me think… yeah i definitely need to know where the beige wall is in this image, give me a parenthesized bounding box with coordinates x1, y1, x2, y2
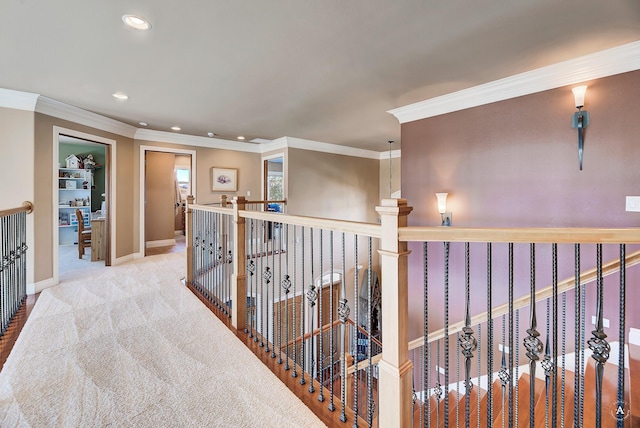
(34, 113, 135, 282)
(287, 148, 380, 223)
(379, 156, 401, 201)
(0, 107, 35, 284)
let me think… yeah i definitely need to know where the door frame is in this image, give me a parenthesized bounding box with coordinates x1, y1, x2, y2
(52, 126, 116, 284)
(139, 145, 197, 257)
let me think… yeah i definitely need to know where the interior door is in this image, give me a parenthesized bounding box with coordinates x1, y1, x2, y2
(144, 151, 175, 254)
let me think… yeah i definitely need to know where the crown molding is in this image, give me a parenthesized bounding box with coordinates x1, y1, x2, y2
(0, 88, 40, 111)
(36, 96, 138, 138)
(388, 40, 640, 124)
(135, 129, 262, 153)
(379, 149, 401, 160)
(269, 136, 383, 159)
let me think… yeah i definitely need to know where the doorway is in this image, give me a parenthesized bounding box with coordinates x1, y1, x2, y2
(263, 154, 285, 212)
(139, 146, 196, 257)
(54, 130, 113, 283)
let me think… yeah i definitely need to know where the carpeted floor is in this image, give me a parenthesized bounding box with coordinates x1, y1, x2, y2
(0, 253, 325, 427)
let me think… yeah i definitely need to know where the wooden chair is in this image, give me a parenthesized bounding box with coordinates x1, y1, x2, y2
(76, 209, 91, 259)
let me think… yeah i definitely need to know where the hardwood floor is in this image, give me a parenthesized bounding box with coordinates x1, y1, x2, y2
(0, 293, 39, 371)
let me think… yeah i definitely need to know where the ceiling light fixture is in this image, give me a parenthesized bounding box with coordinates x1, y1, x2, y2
(122, 14, 151, 30)
(237, 136, 245, 140)
(112, 92, 128, 100)
(207, 132, 216, 138)
(171, 126, 181, 131)
(139, 121, 148, 127)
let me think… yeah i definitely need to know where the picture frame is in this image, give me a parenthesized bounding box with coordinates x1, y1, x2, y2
(211, 167, 238, 191)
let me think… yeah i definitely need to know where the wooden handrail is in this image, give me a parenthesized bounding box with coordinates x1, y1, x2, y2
(284, 319, 343, 348)
(0, 201, 33, 217)
(408, 248, 640, 350)
(400, 226, 640, 244)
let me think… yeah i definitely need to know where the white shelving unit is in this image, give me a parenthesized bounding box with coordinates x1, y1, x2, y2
(58, 168, 92, 245)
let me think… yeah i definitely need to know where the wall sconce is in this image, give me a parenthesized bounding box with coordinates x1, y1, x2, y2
(571, 85, 590, 170)
(435, 192, 452, 226)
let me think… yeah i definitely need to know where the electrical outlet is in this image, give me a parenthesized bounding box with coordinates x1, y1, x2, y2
(498, 344, 510, 354)
(626, 196, 640, 212)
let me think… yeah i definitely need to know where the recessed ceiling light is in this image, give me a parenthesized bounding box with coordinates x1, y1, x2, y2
(122, 14, 151, 30)
(237, 136, 245, 140)
(139, 121, 148, 127)
(112, 92, 128, 100)
(171, 126, 181, 131)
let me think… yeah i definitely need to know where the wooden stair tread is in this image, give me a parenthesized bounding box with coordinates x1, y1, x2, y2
(628, 343, 640, 427)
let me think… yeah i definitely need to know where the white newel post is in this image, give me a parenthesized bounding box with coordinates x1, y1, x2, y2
(231, 196, 247, 331)
(375, 198, 413, 428)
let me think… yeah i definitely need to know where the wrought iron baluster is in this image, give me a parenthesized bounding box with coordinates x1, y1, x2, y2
(477, 324, 481, 428)
(248, 219, 255, 337)
(617, 244, 626, 428)
(300, 226, 306, 385)
(271, 222, 276, 358)
(318, 229, 325, 402)
(508, 243, 514, 428)
(292, 225, 298, 377)
(352, 234, 359, 427)
(328, 230, 335, 412)
(459, 242, 476, 428)
(260, 220, 266, 348)
(423, 241, 430, 428)
(444, 241, 450, 428)
(307, 228, 316, 394)
(524, 243, 542, 428)
(588, 244, 609, 428)
(573, 243, 581, 426)
(435, 341, 443, 428)
(551, 244, 558, 427)
(499, 315, 508, 428)
(580, 274, 586, 428)
(486, 242, 494, 427)
(515, 308, 519, 428)
(282, 224, 290, 368)
(561, 290, 566, 428)
(339, 232, 348, 423)
(367, 237, 373, 426)
(542, 298, 551, 428)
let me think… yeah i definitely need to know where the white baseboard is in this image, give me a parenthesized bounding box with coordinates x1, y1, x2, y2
(145, 239, 176, 248)
(28, 277, 57, 295)
(113, 254, 135, 265)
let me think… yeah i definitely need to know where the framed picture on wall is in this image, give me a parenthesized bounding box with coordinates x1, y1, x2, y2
(211, 167, 238, 191)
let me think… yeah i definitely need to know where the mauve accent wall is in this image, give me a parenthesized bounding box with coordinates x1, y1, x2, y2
(402, 69, 640, 228)
(399, 70, 640, 349)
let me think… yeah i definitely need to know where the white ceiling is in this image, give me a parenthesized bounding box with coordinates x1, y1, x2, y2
(2, 1, 639, 151)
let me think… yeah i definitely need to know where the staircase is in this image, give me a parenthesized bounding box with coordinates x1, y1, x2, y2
(411, 341, 640, 427)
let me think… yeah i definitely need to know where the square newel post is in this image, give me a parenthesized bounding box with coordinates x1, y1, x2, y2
(185, 195, 194, 285)
(231, 196, 247, 332)
(375, 198, 413, 428)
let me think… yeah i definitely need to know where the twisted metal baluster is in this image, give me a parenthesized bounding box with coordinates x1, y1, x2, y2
(352, 235, 359, 427)
(444, 241, 450, 428)
(292, 225, 298, 378)
(486, 243, 494, 427)
(264, 265, 272, 354)
(259, 221, 265, 348)
(499, 315, 508, 428)
(282, 225, 290, 369)
(423, 241, 430, 428)
(328, 230, 335, 412)
(367, 237, 373, 426)
(524, 243, 542, 428)
(515, 308, 519, 428)
(459, 242, 477, 428)
(271, 223, 277, 358)
(580, 273, 586, 428)
(573, 244, 581, 426)
(588, 244, 610, 428)
(307, 228, 316, 393)
(339, 232, 348, 422)
(551, 244, 558, 428)
(508, 243, 514, 428)
(477, 324, 481, 428)
(616, 244, 627, 427)
(542, 298, 551, 428)
(300, 227, 306, 385)
(456, 330, 460, 428)
(561, 290, 566, 428)
(248, 219, 255, 337)
(277, 222, 283, 363)
(318, 229, 325, 402)
(435, 341, 443, 428)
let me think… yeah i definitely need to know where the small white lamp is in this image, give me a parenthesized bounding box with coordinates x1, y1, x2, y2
(435, 192, 451, 226)
(571, 85, 590, 170)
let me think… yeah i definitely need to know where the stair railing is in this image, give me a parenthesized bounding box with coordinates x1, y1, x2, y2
(0, 201, 33, 337)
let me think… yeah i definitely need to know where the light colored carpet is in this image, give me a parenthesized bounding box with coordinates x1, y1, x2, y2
(0, 253, 326, 427)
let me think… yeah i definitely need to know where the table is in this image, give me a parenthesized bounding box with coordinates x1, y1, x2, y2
(90, 218, 105, 261)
